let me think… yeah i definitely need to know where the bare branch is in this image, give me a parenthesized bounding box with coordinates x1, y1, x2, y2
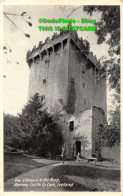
(3, 12, 19, 30)
(66, 5, 83, 19)
(3, 12, 31, 38)
(3, 12, 21, 16)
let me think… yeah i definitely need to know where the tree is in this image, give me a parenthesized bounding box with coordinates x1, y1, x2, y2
(83, 6, 120, 94)
(4, 114, 21, 150)
(98, 124, 120, 148)
(83, 6, 120, 56)
(109, 93, 120, 126)
(97, 93, 120, 149)
(18, 93, 63, 156)
(82, 6, 120, 148)
(4, 93, 64, 156)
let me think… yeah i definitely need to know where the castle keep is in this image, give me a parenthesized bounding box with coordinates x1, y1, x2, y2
(26, 29, 107, 159)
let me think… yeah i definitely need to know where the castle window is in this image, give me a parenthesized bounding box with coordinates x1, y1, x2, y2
(84, 99, 87, 105)
(83, 83, 86, 88)
(48, 47, 53, 56)
(69, 121, 74, 131)
(41, 50, 47, 60)
(45, 60, 50, 64)
(54, 42, 61, 53)
(43, 79, 46, 84)
(34, 54, 40, 62)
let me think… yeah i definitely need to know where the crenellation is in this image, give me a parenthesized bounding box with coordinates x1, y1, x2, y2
(27, 30, 97, 67)
(32, 45, 36, 51)
(38, 41, 44, 50)
(87, 51, 99, 69)
(41, 50, 47, 60)
(52, 32, 58, 40)
(48, 47, 53, 56)
(27, 58, 33, 68)
(54, 42, 62, 53)
(33, 54, 40, 64)
(26, 50, 31, 62)
(44, 37, 51, 44)
(83, 39, 90, 52)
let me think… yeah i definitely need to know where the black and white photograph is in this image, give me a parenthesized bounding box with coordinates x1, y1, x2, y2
(2, 1, 121, 192)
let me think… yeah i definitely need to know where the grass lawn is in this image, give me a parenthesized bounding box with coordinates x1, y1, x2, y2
(4, 152, 46, 182)
(49, 163, 120, 191)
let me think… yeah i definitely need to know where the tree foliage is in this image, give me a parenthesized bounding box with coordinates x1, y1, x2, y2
(83, 6, 120, 147)
(4, 93, 63, 156)
(99, 57, 120, 93)
(98, 124, 120, 148)
(83, 6, 120, 94)
(96, 94, 120, 149)
(83, 6, 120, 56)
(4, 114, 21, 149)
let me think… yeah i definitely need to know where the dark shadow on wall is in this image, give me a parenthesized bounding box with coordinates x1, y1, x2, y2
(66, 78, 76, 114)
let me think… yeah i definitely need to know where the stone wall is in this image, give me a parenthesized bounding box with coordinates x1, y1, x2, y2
(64, 106, 106, 159)
(28, 39, 69, 114)
(50, 105, 114, 160)
(59, 109, 92, 159)
(92, 106, 107, 156)
(68, 39, 106, 114)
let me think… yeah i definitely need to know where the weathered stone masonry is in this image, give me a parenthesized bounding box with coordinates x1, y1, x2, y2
(26, 29, 107, 159)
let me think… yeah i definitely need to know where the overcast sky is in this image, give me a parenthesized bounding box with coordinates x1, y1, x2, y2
(3, 5, 111, 116)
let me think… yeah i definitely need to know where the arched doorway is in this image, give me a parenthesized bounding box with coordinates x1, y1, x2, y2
(75, 140, 81, 155)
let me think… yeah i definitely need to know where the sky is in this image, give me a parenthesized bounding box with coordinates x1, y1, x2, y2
(3, 5, 111, 117)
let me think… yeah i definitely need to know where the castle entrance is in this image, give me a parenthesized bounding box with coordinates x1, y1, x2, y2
(75, 140, 81, 155)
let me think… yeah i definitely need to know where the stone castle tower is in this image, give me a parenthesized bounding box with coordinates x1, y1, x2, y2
(26, 29, 107, 159)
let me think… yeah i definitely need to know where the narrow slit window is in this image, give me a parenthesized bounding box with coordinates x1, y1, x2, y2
(69, 121, 74, 131)
(84, 99, 87, 105)
(43, 79, 46, 84)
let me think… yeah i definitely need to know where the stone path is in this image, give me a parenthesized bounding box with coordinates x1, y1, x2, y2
(32, 158, 61, 165)
(4, 160, 66, 192)
(4, 158, 120, 192)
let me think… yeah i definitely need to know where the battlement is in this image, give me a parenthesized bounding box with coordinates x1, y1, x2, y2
(26, 29, 99, 69)
(87, 52, 100, 69)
